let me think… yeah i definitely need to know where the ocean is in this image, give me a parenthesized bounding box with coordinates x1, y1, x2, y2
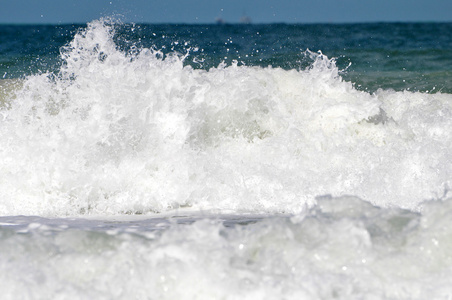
(1, 19, 452, 299)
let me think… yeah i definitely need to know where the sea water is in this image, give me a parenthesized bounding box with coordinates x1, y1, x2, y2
(1, 19, 452, 299)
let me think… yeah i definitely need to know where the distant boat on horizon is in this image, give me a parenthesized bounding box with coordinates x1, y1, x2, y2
(215, 17, 226, 25)
(240, 15, 252, 24)
(214, 14, 252, 24)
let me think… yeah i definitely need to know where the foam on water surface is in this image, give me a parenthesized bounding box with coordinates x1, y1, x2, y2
(0, 20, 451, 216)
(2, 19, 452, 299)
(1, 196, 452, 299)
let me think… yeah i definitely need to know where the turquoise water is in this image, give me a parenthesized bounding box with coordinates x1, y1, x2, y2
(1, 20, 452, 299)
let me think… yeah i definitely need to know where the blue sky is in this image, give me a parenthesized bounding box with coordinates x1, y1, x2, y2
(1, 0, 452, 24)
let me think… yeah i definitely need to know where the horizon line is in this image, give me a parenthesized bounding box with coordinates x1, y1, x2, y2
(1, 20, 451, 26)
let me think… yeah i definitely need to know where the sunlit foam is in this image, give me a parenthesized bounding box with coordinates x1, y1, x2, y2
(0, 19, 451, 216)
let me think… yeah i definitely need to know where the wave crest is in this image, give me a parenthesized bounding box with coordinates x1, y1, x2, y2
(0, 20, 451, 216)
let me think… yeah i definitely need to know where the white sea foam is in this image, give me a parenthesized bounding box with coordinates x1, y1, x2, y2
(2, 19, 452, 299)
(0, 19, 451, 216)
(1, 196, 452, 299)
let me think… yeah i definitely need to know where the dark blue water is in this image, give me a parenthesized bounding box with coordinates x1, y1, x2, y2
(1, 22, 452, 93)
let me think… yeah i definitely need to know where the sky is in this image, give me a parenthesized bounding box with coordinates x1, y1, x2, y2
(1, 0, 452, 24)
